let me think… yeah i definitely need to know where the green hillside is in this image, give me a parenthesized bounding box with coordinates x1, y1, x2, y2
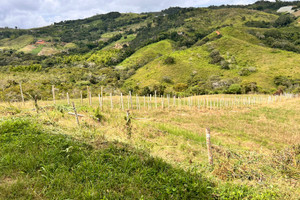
(0, 35, 34, 50)
(0, 1, 300, 97)
(124, 45, 221, 91)
(116, 40, 174, 70)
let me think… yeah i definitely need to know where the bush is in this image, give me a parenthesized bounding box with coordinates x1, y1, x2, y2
(274, 76, 292, 87)
(161, 76, 173, 84)
(209, 49, 224, 64)
(174, 83, 188, 92)
(274, 14, 295, 27)
(163, 56, 175, 65)
(227, 84, 242, 94)
(220, 60, 230, 70)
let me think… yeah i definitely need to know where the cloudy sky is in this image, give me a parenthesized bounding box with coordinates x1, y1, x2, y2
(0, 0, 289, 29)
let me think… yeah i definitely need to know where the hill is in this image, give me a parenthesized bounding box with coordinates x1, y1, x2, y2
(0, 1, 300, 98)
(123, 26, 300, 94)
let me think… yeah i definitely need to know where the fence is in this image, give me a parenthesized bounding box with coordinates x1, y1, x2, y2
(8, 84, 299, 111)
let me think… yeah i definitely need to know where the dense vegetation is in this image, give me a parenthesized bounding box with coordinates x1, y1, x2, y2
(0, 1, 300, 100)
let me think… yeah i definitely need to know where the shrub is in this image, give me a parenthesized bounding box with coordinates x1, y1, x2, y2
(220, 60, 230, 70)
(227, 84, 242, 94)
(163, 56, 175, 65)
(161, 76, 173, 84)
(209, 49, 224, 64)
(274, 76, 292, 87)
(274, 14, 295, 27)
(94, 107, 104, 122)
(174, 83, 188, 92)
(238, 67, 257, 76)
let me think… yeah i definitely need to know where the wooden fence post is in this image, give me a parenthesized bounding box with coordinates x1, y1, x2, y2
(129, 91, 132, 109)
(89, 90, 92, 106)
(87, 86, 91, 106)
(206, 128, 213, 165)
(80, 91, 83, 105)
(19, 82, 24, 105)
(52, 85, 55, 104)
(72, 102, 80, 125)
(67, 92, 70, 105)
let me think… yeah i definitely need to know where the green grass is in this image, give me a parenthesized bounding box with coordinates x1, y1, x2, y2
(124, 44, 222, 89)
(124, 26, 300, 92)
(0, 96, 298, 199)
(0, 35, 34, 50)
(0, 118, 213, 199)
(103, 34, 136, 50)
(116, 40, 174, 70)
(214, 28, 300, 89)
(30, 45, 44, 55)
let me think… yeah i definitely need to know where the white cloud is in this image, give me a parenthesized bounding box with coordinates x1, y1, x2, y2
(0, 0, 295, 29)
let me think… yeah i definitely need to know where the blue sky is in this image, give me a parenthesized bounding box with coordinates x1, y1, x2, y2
(0, 0, 291, 29)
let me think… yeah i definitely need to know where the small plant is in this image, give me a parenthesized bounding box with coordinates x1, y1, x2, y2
(94, 107, 104, 122)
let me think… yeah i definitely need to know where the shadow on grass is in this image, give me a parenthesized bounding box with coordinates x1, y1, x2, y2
(0, 118, 215, 200)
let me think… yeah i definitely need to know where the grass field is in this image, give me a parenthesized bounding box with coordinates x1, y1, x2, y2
(0, 35, 34, 50)
(0, 94, 299, 199)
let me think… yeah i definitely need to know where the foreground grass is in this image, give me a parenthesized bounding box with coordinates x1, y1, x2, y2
(0, 118, 213, 199)
(0, 95, 299, 199)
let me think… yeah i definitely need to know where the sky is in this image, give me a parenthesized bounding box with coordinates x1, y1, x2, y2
(0, 0, 290, 29)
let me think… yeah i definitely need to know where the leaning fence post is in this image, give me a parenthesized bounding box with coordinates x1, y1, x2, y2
(206, 128, 213, 166)
(72, 102, 80, 125)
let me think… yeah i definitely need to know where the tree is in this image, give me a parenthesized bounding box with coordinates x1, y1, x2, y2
(274, 14, 294, 27)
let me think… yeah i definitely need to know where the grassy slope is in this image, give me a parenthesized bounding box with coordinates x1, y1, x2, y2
(0, 95, 299, 199)
(0, 35, 34, 50)
(0, 118, 213, 199)
(124, 45, 222, 89)
(214, 27, 300, 89)
(116, 40, 174, 70)
(178, 8, 278, 33)
(124, 26, 300, 91)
